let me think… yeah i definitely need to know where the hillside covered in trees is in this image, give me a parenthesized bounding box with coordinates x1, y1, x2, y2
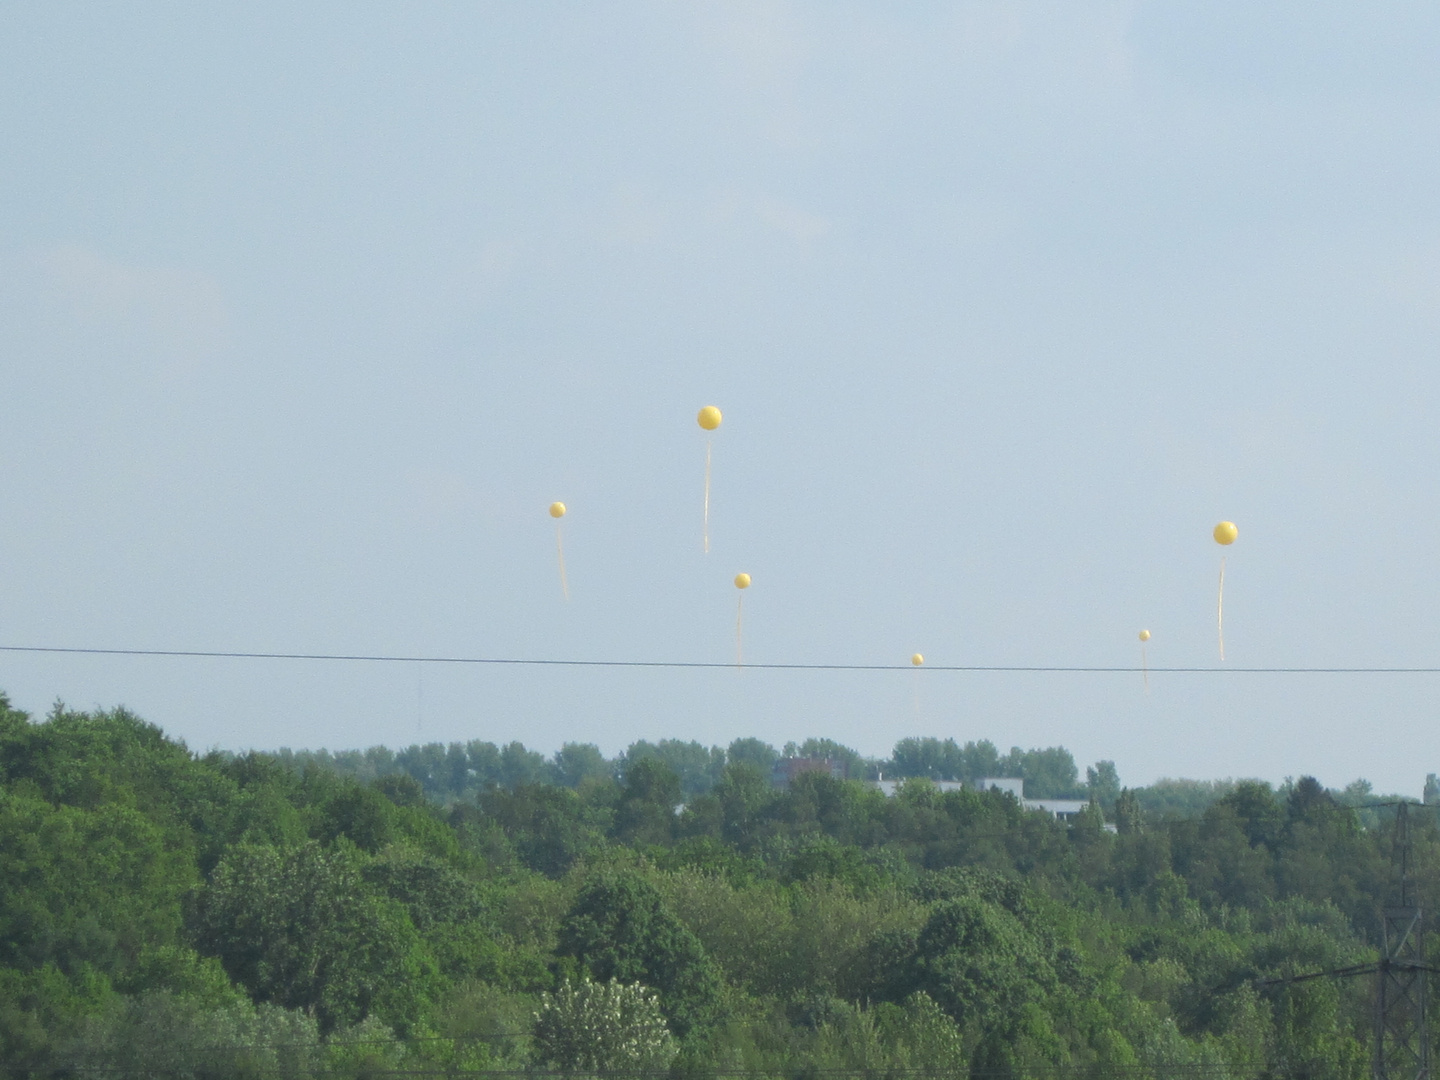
(0, 692, 1432, 1078)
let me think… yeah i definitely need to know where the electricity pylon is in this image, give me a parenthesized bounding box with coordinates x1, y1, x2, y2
(1260, 801, 1436, 1080)
(1374, 802, 1429, 1080)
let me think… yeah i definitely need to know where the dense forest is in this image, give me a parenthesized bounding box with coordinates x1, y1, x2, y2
(1, 692, 1435, 1079)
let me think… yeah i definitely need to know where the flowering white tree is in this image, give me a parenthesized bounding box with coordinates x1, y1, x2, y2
(533, 975, 676, 1073)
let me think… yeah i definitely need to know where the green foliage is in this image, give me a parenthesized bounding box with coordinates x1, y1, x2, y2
(614, 756, 683, 845)
(191, 841, 434, 1033)
(0, 788, 196, 977)
(552, 742, 612, 788)
(1087, 760, 1122, 808)
(885, 738, 1086, 796)
(726, 736, 778, 772)
(430, 981, 536, 1068)
(477, 783, 609, 876)
(0, 692, 1429, 1077)
(785, 737, 866, 778)
(621, 739, 727, 797)
(558, 870, 723, 1035)
(62, 991, 322, 1080)
(0, 962, 114, 1076)
(533, 975, 676, 1072)
(890, 736, 1003, 781)
(1135, 777, 1241, 818)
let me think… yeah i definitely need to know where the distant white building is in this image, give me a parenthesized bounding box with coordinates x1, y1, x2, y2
(872, 778, 967, 797)
(973, 777, 1025, 800)
(871, 775, 1112, 830)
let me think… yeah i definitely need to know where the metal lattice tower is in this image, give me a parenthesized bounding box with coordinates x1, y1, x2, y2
(1259, 801, 1437, 1080)
(1375, 802, 1430, 1080)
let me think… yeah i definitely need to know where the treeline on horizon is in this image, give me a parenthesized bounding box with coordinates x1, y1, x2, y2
(2, 691, 1437, 1079)
(274, 735, 1091, 802)
(272, 733, 1393, 821)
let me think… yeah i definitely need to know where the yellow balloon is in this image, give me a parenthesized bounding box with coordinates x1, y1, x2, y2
(911, 653, 924, 666)
(549, 502, 566, 519)
(734, 572, 751, 589)
(698, 405, 723, 431)
(1213, 521, 1238, 545)
(1138, 630, 1151, 642)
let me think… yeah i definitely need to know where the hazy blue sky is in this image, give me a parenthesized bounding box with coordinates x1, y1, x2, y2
(3, 2, 1440, 792)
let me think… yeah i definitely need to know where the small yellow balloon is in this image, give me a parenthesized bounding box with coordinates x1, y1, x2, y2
(549, 502, 566, 519)
(911, 653, 924, 666)
(1213, 521, 1238, 545)
(734, 572, 751, 589)
(1138, 630, 1151, 642)
(698, 405, 723, 431)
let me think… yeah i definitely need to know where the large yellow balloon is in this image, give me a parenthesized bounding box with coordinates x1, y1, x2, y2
(1138, 629, 1151, 642)
(549, 502, 566, 519)
(698, 405, 723, 431)
(734, 572, 751, 589)
(911, 653, 924, 666)
(1213, 521, 1238, 545)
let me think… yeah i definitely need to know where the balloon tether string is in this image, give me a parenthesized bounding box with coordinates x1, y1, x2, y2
(703, 437, 713, 554)
(735, 595, 744, 668)
(556, 525, 569, 601)
(1141, 644, 1148, 693)
(1217, 556, 1226, 661)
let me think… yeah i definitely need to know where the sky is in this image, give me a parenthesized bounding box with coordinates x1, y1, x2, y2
(2, 2, 1440, 793)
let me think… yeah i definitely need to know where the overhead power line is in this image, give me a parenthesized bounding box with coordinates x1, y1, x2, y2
(2, 643, 1440, 673)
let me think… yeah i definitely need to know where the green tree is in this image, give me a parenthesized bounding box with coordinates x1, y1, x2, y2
(191, 841, 431, 1033)
(552, 743, 612, 788)
(558, 871, 722, 1035)
(614, 757, 682, 845)
(478, 783, 608, 876)
(726, 737, 778, 773)
(905, 873, 1076, 1071)
(62, 991, 322, 1080)
(890, 737, 963, 779)
(499, 742, 552, 788)
(622, 740, 725, 797)
(1005, 746, 1082, 798)
(1086, 760, 1121, 808)
(785, 737, 866, 779)
(0, 790, 195, 978)
(1114, 788, 1142, 834)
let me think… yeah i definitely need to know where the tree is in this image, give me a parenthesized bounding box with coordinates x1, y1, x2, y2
(361, 848, 484, 931)
(533, 976, 676, 1072)
(1113, 788, 1142, 835)
(622, 741, 725, 797)
(62, 991, 322, 1080)
(553, 743, 612, 789)
(0, 790, 195, 978)
(191, 841, 430, 1033)
(786, 738, 866, 779)
(1220, 781, 1283, 849)
(1086, 761, 1121, 809)
(314, 783, 397, 851)
(499, 742, 551, 789)
(1006, 746, 1082, 798)
(912, 895, 1061, 1069)
(557, 871, 722, 1035)
(1285, 775, 1333, 822)
(711, 762, 775, 849)
(614, 758, 681, 845)
(478, 784, 608, 876)
(890, 737, 959, 779)
(726, 737, 778, 773)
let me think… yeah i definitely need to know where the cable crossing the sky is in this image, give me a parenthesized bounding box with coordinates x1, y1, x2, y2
(2, 644, 1439, 674)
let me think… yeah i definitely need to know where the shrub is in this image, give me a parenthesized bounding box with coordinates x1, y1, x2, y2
(533, 976, 676, 1073)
